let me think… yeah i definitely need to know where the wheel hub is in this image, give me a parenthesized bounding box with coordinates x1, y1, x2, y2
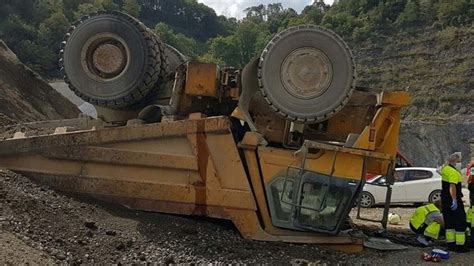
(280, 48, 333, 99)
(92, 43, 127, 76)
(82, 34, 129, 80)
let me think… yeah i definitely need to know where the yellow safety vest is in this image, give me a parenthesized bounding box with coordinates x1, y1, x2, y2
(441, 165, 461, 183)
(467, 207, 474, 228)
(410, 203, 441, 239)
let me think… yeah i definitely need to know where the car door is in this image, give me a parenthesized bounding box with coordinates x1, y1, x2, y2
(365, 176, 389, 204)
(390, 170, 407, 203)
(403, 169, 434, 202)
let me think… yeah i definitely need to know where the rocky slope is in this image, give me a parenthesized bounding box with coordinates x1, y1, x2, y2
(353, 25, 473, 120)
(351, 25, 473, 166)
(399, 117, 474, 166)
(0, 40, 79, 127)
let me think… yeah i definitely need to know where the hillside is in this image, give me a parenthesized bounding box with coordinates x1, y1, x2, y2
(348, 23, 473, 166)
(0, 40, 79, 127)
(354, 26, 473, 119)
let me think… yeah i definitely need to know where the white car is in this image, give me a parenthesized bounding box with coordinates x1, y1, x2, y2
(360, 167, 470, 208)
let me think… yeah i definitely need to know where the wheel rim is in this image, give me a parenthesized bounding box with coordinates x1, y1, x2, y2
(360, 193, 373, 207)
(81, 33, 130, 81)
(431, 191, 441, 202)
(280, 47, 333, 100)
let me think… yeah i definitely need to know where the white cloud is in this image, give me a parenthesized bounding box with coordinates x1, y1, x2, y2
(198, 0, 334, 19)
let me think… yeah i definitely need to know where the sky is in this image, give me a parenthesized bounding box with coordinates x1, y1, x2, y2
(198, 0, 335, 19)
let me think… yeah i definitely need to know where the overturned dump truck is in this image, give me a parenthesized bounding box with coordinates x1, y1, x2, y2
(0, 11, 410, 252)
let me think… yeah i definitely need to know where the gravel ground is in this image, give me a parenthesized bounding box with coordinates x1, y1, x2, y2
(351, 206, 416, 231)
(0, 170, 361, 264)
(2, 169, 474, 264)
(0, 230, 56, 265)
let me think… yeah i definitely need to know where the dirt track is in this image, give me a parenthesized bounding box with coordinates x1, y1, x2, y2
(3, 169, 474, 264)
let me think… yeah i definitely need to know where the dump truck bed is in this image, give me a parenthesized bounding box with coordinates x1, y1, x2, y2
(0, 115, 367, 252)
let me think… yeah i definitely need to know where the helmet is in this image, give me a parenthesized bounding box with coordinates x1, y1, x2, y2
(388, 213, 401, 225)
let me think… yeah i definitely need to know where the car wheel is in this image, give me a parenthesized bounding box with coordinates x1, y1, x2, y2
(360, 191, 375, 208)
(429, 190, 442, 203)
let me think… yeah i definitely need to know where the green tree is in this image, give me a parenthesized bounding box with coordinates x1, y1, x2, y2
(18, 40, 56, 76)
(154, 22, 199, 58)
(122, 0, 141, 17)
(234, 20, 269, 66)
(37, 12, 69, 46)
(36, 0, 64, 21)
(205, 20, 270, 67)
(437, 0, 470, 26)
(300, 1, 329, 25)
(205, 36, 240, 66)
(322, 12, 359, 38)
(245, 4, 267, 21)
(396, 0, 421, 28)
(96, 0, 119, 11)
(74, 0, 118, 19)
(74, 3, 103, 19)
(0, 15, 37, 53)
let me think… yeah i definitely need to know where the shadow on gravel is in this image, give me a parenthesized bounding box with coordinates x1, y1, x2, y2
(63, 193, 348, 264)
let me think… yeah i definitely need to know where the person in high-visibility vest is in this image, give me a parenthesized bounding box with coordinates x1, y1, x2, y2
(441, 152, 469, 253)
(467, 164, 474, 248)
(409, 201, 444, 246)
(467, 204, 474, 247)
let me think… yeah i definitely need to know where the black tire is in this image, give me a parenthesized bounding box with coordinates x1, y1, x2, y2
(60, 11, 164, 108)
(258, 25, 355, 123)
(429, 190, 442, 203)
(360, 191, 375, 208)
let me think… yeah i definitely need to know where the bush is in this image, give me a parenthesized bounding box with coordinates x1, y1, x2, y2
(436, 27, 458, 49)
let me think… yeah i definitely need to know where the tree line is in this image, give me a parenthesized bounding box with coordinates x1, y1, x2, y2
(0, 0, 471, 78)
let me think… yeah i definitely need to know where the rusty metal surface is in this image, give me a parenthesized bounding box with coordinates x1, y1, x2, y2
(184, 62, 218, 97)
(95, 106, 140, 123)
(42, 146, 199, 170)
(0, 116, 229, 155)
(0, 116, 257, 234)
(304, 141, 392, 160)
(305, 91, 377, 142)
(257, 145, 365, 182)
(0, 115, 364, 249)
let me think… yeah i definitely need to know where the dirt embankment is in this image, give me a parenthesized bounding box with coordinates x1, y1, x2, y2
(0, 40, 79, 127)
